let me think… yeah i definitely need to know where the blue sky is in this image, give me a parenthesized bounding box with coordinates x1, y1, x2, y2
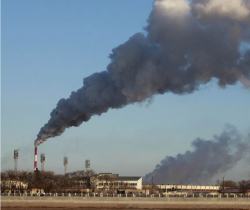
(2, 0, 250, 184)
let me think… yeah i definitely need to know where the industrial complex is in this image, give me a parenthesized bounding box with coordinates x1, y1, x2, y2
(0, 149, 249, 197)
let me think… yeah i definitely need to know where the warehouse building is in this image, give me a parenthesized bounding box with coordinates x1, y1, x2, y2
(95, 173, 142, 190)
(155, 184, 220, 192)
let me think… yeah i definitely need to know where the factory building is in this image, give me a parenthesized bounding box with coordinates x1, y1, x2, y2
(95, 173, 142, 190)
(155, 184, 220, 192)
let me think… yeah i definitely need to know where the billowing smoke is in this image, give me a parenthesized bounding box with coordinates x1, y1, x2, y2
(144, 125, 250, 185)
(35, 0, 250, 146)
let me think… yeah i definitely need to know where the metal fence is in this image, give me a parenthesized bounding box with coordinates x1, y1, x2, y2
(0, 193, 249, 198)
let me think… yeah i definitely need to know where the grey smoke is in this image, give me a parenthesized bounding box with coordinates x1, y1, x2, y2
(144, 125, 250, 185)
(35, 0, 250, 146)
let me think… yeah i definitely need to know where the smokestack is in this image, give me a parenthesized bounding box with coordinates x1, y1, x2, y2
(34, 146, 38, 172)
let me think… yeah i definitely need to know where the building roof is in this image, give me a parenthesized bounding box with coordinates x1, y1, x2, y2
(220, 188, 250, 193)
(97, 173, 141, 181)
(117, 176, 141, 181)
(98, 173, 118, 178)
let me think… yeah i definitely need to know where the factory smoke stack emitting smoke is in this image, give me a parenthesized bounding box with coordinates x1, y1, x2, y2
(34, 147, 38, 172)
(31, 0, 250, 183)
(34, 0, 250, 147)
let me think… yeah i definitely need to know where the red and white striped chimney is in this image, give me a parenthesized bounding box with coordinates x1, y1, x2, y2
(34, 146, 38, 171)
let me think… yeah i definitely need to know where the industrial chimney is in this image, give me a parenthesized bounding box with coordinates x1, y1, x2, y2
(40, 153, 45, 171)
(63, 156, 68, 175)
(14, 149, 19, 174)
(34, 147, 38, 172)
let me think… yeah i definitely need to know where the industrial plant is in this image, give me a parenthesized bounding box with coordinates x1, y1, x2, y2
(1, 148, 248, 197)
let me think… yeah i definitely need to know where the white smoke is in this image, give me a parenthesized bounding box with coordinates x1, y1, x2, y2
(35, 0, 250, 146)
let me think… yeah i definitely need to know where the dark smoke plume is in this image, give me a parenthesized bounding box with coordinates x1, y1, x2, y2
(35, 0, 250, 146)
(144, 125, 250, 185)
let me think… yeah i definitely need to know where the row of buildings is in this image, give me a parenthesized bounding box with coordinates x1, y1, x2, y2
(1, 172, 222, 194)
(91, 173, 220, 192)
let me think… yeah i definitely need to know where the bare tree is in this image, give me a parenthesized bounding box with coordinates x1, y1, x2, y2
(1, 172, 9, 193)
(86, 169, 95, 177)
(238, 180, 250, 195)
(66, 169, 96, 192)
(4, 170, 18, 193)
(219, 180, 238, 191)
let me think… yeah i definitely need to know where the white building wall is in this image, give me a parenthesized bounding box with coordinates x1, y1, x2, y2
(96, 178, 142, 190)
(155, 184, 220, 191)
(137, 177, 142, 190)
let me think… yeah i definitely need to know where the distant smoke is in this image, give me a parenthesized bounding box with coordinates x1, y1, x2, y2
(35, 0, 250, 146)
(144, 125, 250, 185)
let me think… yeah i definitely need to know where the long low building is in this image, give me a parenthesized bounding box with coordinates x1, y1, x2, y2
(155, 184, 220, 192)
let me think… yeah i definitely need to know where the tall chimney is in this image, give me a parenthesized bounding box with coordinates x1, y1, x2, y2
(34, 146, 38, 172)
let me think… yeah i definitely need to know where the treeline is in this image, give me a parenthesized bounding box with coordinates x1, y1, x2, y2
(219, 180, 250, 194)
(1, 169, 95, 193)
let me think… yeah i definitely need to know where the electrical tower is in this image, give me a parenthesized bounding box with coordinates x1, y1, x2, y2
(40, 153, 45, 171)
(14, 150, 19, 174)
(85, 159, 90, 172)
(64, 156, 68, 175)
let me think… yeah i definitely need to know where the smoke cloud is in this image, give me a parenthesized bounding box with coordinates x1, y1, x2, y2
(35, 0, 250, 146)
(144, 125, 250, 185)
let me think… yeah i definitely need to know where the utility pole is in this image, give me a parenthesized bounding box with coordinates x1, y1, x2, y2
(223, 176, 225, 196)
(85, 160, 90, 172)
(14, 150, 19, 175)
(40, 153, 45, 171)
(64, 156, 68, 175)
(151, 177, 154, 189)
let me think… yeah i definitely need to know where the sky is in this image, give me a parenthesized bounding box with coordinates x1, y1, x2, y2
(1, 0, 250, 185)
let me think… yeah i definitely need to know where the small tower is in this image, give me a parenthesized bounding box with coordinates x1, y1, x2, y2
(40, 153, 45, 171)
(85, 159, 90, 172)
(14, 150, 19, 174)
(63, 156, 68, 175)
